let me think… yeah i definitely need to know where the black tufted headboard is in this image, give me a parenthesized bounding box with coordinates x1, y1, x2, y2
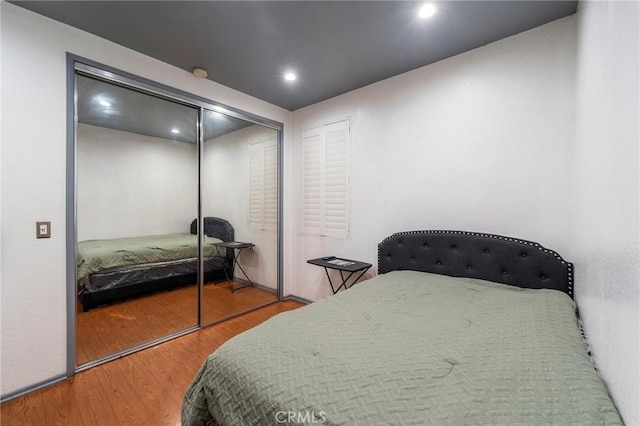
(190, 217, 234, 242)
(378, 230, 573, 298)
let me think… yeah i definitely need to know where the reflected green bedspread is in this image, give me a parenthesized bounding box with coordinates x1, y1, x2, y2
(77, 233, 223, 281)
(182, 270, 621, 426)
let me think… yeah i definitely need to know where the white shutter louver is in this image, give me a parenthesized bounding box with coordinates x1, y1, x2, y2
(264, 139, 278, 228)
(301, 128, 323, 235)
(248, 142, 264, 229)
(249, 138, 278, 230)
(301, 119, 350, 239)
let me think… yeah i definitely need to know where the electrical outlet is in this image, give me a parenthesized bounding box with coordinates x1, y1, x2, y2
(36, 221, 51, 239)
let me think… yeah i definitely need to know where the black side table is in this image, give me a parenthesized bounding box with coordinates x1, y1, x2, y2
(213, 241, 255, 292)
(307, 257, 372, 294)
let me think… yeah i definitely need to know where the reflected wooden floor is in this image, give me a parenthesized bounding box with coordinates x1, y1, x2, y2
(77, 281, 277, 365)
(1, 300, 305, 426)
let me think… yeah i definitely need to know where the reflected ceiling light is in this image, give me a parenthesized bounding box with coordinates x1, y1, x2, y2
(284, 71, 297, 82)
(171, 128, 180, 134)
(418, 3, 437, 19)
(98, 99, 111, 107)
(193, 67, 208, 78)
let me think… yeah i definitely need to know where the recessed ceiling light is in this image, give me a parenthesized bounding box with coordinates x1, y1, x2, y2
(98, 99, 111, 107)
(418, 3, 437, 19)
(171, 128, 180, 134)
(284, 72, 297, 82)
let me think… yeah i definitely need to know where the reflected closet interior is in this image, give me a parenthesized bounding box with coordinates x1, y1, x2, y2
(73, 67, 280, 368)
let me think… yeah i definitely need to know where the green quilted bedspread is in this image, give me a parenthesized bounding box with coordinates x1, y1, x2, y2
(182, 270, 621, 426)
(77, 233, 223, 281)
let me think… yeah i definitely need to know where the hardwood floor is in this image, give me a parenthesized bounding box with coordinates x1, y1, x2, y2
(1, 300, 305, 426)
(77, 280, 277, 365)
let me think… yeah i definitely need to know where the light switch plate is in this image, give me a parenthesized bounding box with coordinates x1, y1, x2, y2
(36, 221, 51, 238)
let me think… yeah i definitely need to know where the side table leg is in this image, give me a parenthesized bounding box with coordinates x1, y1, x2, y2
(230, 247, 256, 293)
(324, 267, 338, 294)
(227, 249, 237, 292)
(346, 267, 371, 289)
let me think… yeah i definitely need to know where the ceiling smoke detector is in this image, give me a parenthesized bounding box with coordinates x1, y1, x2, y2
(192, 67, 208, 78)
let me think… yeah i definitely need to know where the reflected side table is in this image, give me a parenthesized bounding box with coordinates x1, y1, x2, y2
(213, 241, 255, 292)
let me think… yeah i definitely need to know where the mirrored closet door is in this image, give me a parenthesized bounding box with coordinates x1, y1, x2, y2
(75, 74, 200, 366)
(200, 109, 279, 325)
(71, 61, 282, 369)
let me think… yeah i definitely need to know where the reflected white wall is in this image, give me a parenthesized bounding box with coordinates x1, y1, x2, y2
(203, 124, 278, 290)
(77, 124, 197, 241)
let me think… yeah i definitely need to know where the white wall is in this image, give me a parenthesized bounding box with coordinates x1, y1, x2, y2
(0, 1, 291, 397)
(77, 124, 198, 240)
(572, 1, 639, 424)
(203, 124, 279, 289)
(291, 16, 578, 302)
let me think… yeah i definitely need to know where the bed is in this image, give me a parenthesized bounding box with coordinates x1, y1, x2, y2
(77, 217, 234, 311)
(182, 230, 622, 425)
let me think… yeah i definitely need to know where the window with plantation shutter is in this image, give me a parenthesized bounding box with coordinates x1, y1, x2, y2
(264, 140, 278, 227)
(248, 138, 277, 230)
(301, 119, 350, 238)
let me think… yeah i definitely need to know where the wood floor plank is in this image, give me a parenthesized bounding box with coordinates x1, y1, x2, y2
(1, 392, 46, 426)
(134, 343, 196, 406)
(0, 398, 16, 426)
(93, 361, 156, 426)
(41, 384, 84, 426)
(119, 356, 183, 425)
(71, 370, 120, 426)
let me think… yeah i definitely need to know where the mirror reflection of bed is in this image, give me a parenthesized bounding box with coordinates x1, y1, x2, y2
(75, 75, 278, 366)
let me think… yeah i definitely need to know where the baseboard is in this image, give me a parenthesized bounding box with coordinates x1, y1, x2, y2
(283, 294, 313, 304)
(1, 373, 68, 404)
(232, 277, 277, 293)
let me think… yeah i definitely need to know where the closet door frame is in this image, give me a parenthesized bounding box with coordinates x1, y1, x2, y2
(66, 54, 284, 375)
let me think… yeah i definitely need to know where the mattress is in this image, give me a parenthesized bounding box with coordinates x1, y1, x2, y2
(182, 270, 621, 425)
(79, 256, 227, 293)
(77, 233, 224, 281)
